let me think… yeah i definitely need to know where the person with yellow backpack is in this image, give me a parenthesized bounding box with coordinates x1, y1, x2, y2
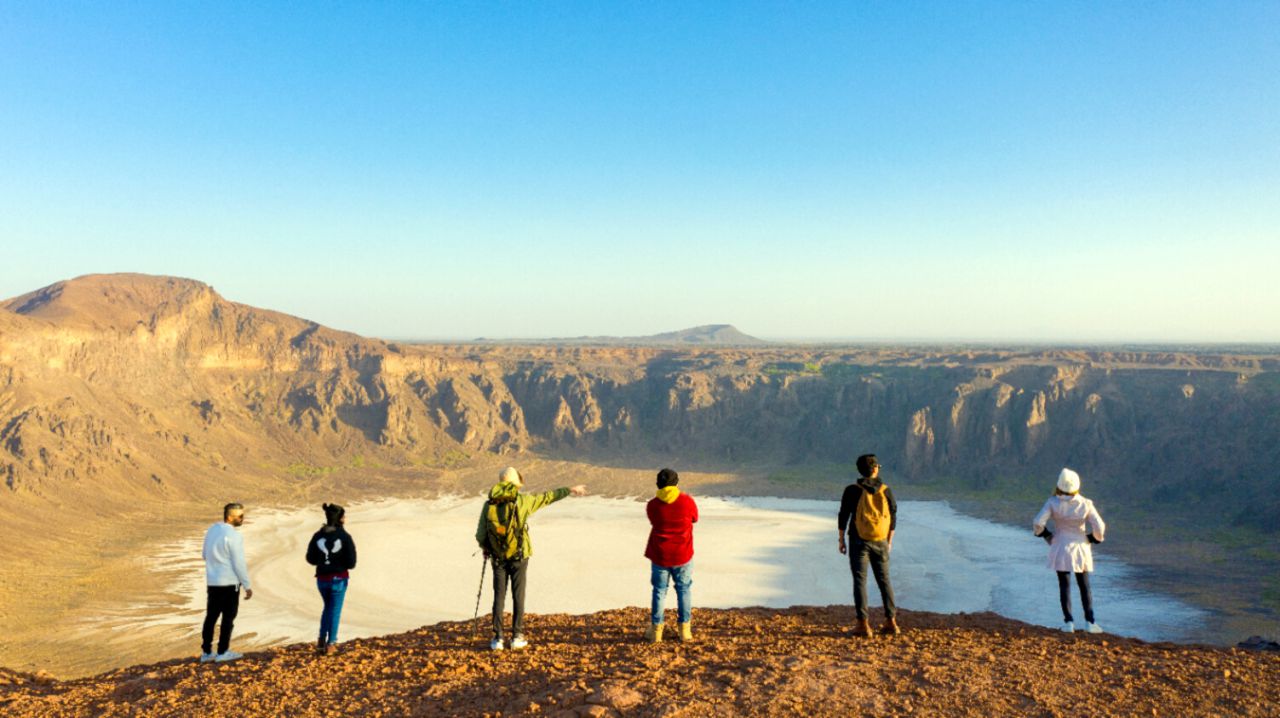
(475, 466, 588, 651)
(837, 454, 900, 637)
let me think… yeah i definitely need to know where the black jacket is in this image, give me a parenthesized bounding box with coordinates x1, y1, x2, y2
(837, 477, 898, 536)
(305, 525, 357, 576)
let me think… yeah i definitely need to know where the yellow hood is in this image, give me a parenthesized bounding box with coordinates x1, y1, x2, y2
(656, 486, 681, 504)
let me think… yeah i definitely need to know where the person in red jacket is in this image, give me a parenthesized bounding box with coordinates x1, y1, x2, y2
(644, 467, 699, 642)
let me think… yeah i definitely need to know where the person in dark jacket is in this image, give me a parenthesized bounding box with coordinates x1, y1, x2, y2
(305, 503, 357, 655)
(644, 467, 699, 642)
(837, 454, 900, 637)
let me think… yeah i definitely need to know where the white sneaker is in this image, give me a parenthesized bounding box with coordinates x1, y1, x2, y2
(199, 653, 215, 663)
(1062, 621, 1075, 633)
(214, 651, 243, 662)
(510, 636, 528, 650)
(1086, 622, 1103, 634)
(489, 638, 504, 651)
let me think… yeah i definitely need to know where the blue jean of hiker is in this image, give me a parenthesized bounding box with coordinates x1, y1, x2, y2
(317, 576, 348, 645)
(651, 561, 693, 625)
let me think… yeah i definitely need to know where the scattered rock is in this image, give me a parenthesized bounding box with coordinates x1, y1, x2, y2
(585, 680, 644, 710)
(1238, 636, 1280, 652)
(1, 607, 1280, 717)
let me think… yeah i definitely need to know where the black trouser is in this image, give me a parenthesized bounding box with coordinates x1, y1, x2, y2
(202, 585, 241, 655)
(1057, 571, 1094, 623)
(491, 557, 529, 639)
(849, 538, 896, 621)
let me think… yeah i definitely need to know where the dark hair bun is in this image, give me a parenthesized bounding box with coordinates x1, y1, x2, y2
(322, 503, 345, 525)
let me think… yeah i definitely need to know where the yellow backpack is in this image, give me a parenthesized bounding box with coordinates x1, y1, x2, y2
(484, 496, 523, 559)
(855, 484, 892, 541)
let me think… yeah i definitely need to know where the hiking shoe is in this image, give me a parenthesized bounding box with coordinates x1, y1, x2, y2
(645, 623, 665, 643)
(510, 636, 528, 650)
(853, 619, 873, 638)
(199, 652, 216, 663)
(214, 651, 243, 662)
(1062, 621, 1075, 633)
(489, 638, 504, 651)
(678, 622, 693, 642)
(1086, 622, 1103, 634)
(324, 643, 338, 656)
(880, 617, 901, 636)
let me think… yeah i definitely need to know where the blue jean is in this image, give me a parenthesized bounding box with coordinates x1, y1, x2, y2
(651, 561, 693, 625)
(317, 577, 348, 645)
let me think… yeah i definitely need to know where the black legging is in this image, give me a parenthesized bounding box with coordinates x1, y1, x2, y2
(1057, 571, 1094, 623)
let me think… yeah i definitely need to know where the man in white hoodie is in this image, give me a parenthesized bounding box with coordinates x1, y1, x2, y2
(200, 502, 254, 662)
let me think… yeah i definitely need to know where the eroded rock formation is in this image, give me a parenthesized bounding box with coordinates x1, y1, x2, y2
(3, 274, 1279, 533)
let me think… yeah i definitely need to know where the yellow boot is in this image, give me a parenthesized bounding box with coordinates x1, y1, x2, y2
(645, 623, 664, 643)
(678, 622, 693, 642)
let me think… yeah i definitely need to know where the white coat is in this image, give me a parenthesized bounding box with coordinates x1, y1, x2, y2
(1032, 494, 1105, 573)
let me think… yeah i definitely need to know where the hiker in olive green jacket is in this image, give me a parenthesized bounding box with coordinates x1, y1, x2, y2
(475, 466, 587, 651)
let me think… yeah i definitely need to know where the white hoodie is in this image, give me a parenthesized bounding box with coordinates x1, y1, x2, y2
(202, 521, 252, 589)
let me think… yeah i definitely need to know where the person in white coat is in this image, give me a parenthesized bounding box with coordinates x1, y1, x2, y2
(1033, 468, 1106, 634)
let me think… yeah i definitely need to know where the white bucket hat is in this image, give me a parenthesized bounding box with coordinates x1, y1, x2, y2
(1056, 467, 1081, 494)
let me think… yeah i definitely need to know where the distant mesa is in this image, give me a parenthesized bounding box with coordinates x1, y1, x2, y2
(641, 324, 769, 346)
(540, 324, 769, 346)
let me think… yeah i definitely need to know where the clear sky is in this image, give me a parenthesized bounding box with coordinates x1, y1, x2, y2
(2, 2, 1277, 343)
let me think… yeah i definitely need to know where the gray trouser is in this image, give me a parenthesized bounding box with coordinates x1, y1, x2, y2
(491, 557, 529, 638)
(849, 538, 896, 620)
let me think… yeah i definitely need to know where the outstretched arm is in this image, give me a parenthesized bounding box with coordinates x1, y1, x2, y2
(525, 487, 573, 514)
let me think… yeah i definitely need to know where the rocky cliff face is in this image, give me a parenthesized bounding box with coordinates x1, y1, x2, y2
(3, 274, 1279, 532)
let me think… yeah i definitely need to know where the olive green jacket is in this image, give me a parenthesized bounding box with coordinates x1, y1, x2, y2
(475, 483, 571, 559)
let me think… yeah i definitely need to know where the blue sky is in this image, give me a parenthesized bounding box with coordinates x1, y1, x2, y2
(2, 2, 1277, 342)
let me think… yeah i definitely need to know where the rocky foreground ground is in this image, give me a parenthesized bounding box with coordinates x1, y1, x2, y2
(2, 607, 1277, 717)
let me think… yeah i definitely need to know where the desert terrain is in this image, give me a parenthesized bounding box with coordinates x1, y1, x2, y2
(3, 607, 1279, 717)
(2, 273, 1279, 681)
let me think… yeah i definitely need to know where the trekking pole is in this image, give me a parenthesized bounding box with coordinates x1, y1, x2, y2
(471, 553, 488, 637)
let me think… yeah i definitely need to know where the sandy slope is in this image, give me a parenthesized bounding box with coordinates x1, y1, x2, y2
(2, 607, 1277, 717)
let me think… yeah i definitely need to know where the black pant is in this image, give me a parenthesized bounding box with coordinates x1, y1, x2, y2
(202, 585, 240, 655)
(849, 538, 896, 621)
(1057, 571, 1094, 623)
(491, 557, 529, 639)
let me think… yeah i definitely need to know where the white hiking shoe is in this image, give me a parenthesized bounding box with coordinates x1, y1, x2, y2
(1086, 622, 1103, 634)
(214, 651, 243, 662)
(199, 653, 216, 663)
(510, 636, 528, 650)
(489, 638, 504, 651)
(1062, 621, 1075, 633)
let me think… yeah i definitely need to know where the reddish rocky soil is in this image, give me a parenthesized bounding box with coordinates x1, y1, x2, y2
(2, 606, 1277, 717)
